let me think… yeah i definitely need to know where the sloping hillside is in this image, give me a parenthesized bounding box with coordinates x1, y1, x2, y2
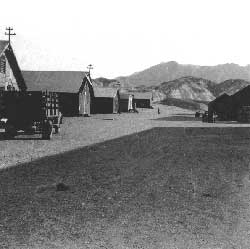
(213, 79, 250, 96)
(160, 98, 208, 111)
(116, 61, 250, 87)
(154, 76, 216, 102)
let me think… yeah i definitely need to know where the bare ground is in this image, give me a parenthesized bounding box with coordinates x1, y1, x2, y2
(1, 105, 250, 248)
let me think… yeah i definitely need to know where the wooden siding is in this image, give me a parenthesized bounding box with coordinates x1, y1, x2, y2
(79, 82, 91, 116)
(0, 53, 19, 91)
(134, 98, 151, 108)
(113, 93, 119, 113)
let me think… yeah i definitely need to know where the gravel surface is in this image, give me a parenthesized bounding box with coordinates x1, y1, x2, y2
(1, 105, 250, 248)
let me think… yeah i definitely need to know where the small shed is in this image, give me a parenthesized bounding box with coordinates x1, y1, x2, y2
(22, 71, 94, 116)
(92, 87, 120, 114)
(0, 41, 26, 91)
(208, 93, 233, 121)
(133, 92, 152, 108)
(119, 93, 134, 112)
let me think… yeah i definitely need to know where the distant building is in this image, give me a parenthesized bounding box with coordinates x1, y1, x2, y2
(92, 87, 120, 114)
(22, 71, 93, 116)
(208, 86, 250, 122)
(230, 85, 250, 121)
(119, 93, 134, 112)
(208, 93, 233, 121)
(23, 71, 121, 116)
(0, 40, 26, 91)
(133, 92, 152, 108)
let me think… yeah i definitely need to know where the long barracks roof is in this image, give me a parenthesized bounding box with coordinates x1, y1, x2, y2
(133, 92, 152, 99)
(22, 71, 88, 93)
(119, 93, 134, 99)
(119, 92, 152, 100)
(93, 87, 119, 98)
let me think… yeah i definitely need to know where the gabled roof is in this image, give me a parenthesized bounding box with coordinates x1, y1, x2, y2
(93, 87, 118, 98)
(133, 92, 152, 99)
(210, 93, 230, 103)
(0, 41, 27, 91)
(22, 71, 88, 93)
(0, 40, 9, 56)
(209, 93, 232, 109)
(232, 85, 250, 98)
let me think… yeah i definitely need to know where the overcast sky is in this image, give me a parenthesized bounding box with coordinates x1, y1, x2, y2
(0, 0, 250, 78)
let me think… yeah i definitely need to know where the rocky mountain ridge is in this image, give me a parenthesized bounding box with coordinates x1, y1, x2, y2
(116, 61, 250, 87)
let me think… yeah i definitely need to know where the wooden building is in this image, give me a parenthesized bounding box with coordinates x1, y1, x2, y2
(133, 92, 152, 108)
(119, 93, 134, 112)
(208, 93, 233, 121)
(208, 86, 250, 122)
(0, 40, 26, 91)
(92, 87, 120, 114)
(22, 71, 94, 116)
(230, 85, 250, 121)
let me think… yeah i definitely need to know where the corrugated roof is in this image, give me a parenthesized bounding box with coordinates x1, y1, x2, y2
(93, 87, 118, 98)
(120, 93, 134, 99)
(0, 40, 9, 55)
(133, 92, 152, 99)
(22, 71, 88, 93)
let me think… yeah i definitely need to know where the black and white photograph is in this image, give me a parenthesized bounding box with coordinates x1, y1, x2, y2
(1, 0, 250, 248)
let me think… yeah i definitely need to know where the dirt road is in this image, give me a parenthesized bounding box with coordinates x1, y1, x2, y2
(1, 104, 250, 168)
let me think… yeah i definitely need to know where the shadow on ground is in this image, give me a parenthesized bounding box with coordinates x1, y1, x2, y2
(154, 115, 201, 121)
(1, 127, 250, 248)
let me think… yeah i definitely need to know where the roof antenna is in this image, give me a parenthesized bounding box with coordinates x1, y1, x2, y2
(5, 27, 16, 44)
(87, 64, 93, 76)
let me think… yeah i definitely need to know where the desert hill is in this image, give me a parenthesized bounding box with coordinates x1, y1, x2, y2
(116, 61, 250, 87)
(155, 76, 216, 102)
(212, 79, 250, 96)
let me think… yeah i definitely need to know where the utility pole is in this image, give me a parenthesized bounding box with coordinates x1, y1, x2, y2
(87, 64, 93, 76)
(5, 27, 16, 44)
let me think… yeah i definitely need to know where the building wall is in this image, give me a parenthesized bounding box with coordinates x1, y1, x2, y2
(134, 99, 151, 108)
(113, 94, 119, 113)
(119, 98, 135, 112)
(231, 87, 250, 120)
(79, 82, 91, 116)
(119, 99, 129, 112)
(92, 97, 114, 114)
(0, 54, 19, 91)
(208, 94, 235, 121)
(128, 95, 133, 110)
(58, 92, 79, 117)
